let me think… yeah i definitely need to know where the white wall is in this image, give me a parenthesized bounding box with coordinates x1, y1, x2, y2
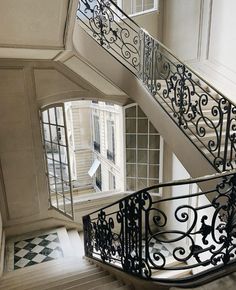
(162, 0, 202, 61)
(132, 10, 162, 40)
(161, 0, 236, 101)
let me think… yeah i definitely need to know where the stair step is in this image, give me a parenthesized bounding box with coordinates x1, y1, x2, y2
(64, 274, 116, 290)
(45, 271, 110, 290)
(2, 256, 89, 279)
(67, 230, 84, 258)
(152, 268, 191, 279)
(33, 268, 104, 290)
(2, 267, 103, 290)
(116, 285, 134, 290)
(89, 279, 124, 290)
(1, 258, 92, 288)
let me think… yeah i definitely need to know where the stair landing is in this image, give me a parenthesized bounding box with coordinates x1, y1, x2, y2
(1, 227, 133, 290)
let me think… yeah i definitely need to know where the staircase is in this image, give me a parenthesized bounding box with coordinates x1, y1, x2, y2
(59, 0, 236, 181)
(1, 227, 134, 290)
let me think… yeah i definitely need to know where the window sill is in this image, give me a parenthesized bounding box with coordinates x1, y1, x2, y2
(124, 8, 159, 19)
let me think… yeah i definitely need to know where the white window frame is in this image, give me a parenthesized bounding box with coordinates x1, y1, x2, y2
(123, 103, 163, 196)
(115, 0, 158, 17)
(107, 120, 115, 163)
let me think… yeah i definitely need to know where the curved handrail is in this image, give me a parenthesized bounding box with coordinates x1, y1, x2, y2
(86, 169, 236, 216)
(83, 170, 236, 284)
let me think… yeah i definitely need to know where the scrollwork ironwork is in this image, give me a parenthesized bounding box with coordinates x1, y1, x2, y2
(77, 0, 236, 172)
(78, 0, 140, 72)
(83, 173, 236, 282)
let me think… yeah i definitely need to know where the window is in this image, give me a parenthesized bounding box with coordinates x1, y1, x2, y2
(95, 164, 102, 190)
(107, 120, 115, 163)
(93, 115, 100, 153)
(115, 0, 158, 15)
(125, 104, 163, 193)
(109, 171, 116, 190)
(41, 105, 74, 219)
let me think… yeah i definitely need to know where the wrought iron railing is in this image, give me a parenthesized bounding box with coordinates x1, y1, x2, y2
(83, 171, 236, 284)
(77, 0, 236, 172)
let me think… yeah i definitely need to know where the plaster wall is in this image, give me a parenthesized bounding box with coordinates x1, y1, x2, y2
(0, 66, 48, 228)
(162, 0, 202, 62)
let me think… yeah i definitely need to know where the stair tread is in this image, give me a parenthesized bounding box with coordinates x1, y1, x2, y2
(152, 268, 191, 279)
(40, 271, 110, 290)
(2, 256, 89, 278)
(1, 259, 92, 288)
(2, 267, 103, 290)
(67, 230, 84, 258)
(89, 279, 124, 290)
(61, 274, 115, 290)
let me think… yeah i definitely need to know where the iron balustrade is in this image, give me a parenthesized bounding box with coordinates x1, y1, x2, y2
(77, 0, 140, 74)
(83, 171, 236, 284)
(77, 0, 236, 172)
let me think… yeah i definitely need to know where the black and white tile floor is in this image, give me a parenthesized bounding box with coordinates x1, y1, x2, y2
(142, 239, 172, 258)
(5, 227, 73, 272)
(13, 233, 63, 270)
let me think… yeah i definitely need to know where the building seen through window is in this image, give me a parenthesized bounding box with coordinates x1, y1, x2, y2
(40, 100, 163, 215)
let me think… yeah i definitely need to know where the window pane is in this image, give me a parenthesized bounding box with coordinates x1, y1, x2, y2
(126, 178, 136, 191)
(138, 149, 147, 163)
(138, 119, 148, 133)
(138, 165, 147, 178)
(125, 106, 136, 117)
(149, 179, 159, 187)
(126, 149, 136, 163)
(126, 164, 136, 177)
(126, 119, 136, 133)
(49, 108, 56, 124)
(134, 0, 143, 13)
(149, 150, 160, 164)
(138, 106, 146, 117)
(149, 122, 158, 134)
(56, 107, 64, 126)
(149, 135, 160, 149)
(42, 110, 49, 123)
(126, 135, 136, 148)
(138, 178, 147, 188)
(149, 165, 159, 178)
(144, 0, 154, 10)
(138, 135, 148, 148)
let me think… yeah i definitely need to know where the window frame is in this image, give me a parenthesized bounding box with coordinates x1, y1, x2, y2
(123, 103, 163, 195)
(115, 0, 158, 17)
(40, 104, 74, 219)
(107, 119, 116, 163)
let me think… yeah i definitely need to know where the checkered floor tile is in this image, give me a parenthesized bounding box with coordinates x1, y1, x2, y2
(142, 239, 172, 258)
(13, 233, 63, 270)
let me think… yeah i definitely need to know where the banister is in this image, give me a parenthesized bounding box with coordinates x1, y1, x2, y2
(141, 28, 234, 107)
(83, 170, 236, 285)
(85, 169, 236, 216)
(77, 0, 236, 172)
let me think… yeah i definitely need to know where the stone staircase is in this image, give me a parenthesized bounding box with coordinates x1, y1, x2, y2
(0, 227, 133, 290)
